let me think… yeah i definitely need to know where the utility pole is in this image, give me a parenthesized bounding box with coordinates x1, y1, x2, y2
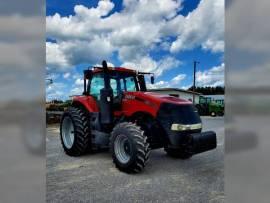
(193, 61, 199, 104)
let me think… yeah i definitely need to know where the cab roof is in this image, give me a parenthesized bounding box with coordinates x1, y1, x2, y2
(92, 66, 136, 74)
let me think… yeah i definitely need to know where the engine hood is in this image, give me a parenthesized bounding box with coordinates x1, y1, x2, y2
(128, 91, 192, 105)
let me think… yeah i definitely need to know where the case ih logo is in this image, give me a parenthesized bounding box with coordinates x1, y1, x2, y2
(125, 94, 135, 100)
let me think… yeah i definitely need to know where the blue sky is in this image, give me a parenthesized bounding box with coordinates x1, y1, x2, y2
(46, 0, 224, 101)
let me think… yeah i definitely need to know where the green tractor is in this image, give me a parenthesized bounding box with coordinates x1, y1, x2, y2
(196, 96, 224, 117)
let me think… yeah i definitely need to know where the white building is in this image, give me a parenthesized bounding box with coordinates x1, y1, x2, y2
(148, 88, 202, 104)
(205, 95, 224, 101)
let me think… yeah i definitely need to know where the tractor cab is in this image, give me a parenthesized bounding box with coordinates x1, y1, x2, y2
(84, 67, 141, 101)
(82, 61, 155, 124)
(83, 64, 154, 97)
(197, 96, 224, 116)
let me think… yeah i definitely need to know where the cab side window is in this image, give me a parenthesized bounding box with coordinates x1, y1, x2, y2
(119, 78, 125, 91)
(110, 78, 118, 97)
(90, 74, 104, 100)
(125, 77, 136, 92)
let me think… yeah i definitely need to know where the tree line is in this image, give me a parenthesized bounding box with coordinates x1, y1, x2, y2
(188, 86, 224, 95)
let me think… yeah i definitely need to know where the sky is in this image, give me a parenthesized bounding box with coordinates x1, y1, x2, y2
(46, 0, 224, 101)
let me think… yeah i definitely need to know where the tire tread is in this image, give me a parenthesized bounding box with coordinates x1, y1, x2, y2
(110, 122, 150, 173)
(60, 107, 91, 156)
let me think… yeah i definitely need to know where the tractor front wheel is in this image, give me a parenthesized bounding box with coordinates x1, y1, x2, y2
(60, 107, 91, 156)
(110, 122, 150, 173)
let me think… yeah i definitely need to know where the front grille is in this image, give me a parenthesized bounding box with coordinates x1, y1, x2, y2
(157, 103, 201, 125)
(156, 103, 202, 146)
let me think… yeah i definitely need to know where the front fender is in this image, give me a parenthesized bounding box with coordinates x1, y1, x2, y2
(72, 96, 99, 112)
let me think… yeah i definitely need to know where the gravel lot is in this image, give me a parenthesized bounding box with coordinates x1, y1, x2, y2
(46, 117, 224, 203)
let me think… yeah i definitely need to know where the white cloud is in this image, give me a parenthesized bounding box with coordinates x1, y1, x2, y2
(122, 56, 182, 77)
(46, 82, 67, 100)
(46, 0, 115, 40)
(147, 62, 224, 90)
(46, 0, 184, 71)
(202, 39, 224, 53)
(123, 0, 181, 21)
(69, 75, 85, 97)
(75, 78, 84, 85)
(46, 38, 113, 71)
(147, 73, 186, 89)
(75, 0, 114, 18)
(196, 63, 224, 86)
(63, 72, 70, 79)
(70, 87, 83, 96)
(46, 76, 85, 100)
(171, 74, 186, 84)
(46, 0, 224, 72)
(63, 38, 113, 65)
(170, 0, 224, 53)
(147, 80, 170, 89)
(46, 42, 70, 70)
(180, 85, 192, 90)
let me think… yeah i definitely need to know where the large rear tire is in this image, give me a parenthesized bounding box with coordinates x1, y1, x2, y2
(60, 107, 91, 156)
(110, 122, 150, 173)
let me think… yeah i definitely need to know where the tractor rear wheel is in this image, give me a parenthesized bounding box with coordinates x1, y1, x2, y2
(110, 122, 150, 173)
(60, 107, 91, 156)
(164, 147, 192, 159)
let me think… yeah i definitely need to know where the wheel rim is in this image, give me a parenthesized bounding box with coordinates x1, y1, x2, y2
(61, 117, 75, 149)
(114, 134, 132, 164)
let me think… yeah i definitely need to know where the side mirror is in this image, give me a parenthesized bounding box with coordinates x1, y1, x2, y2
(150, 75, 155, 84)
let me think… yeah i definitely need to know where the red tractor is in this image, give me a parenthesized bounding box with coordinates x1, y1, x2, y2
(60, 61, 217, 173)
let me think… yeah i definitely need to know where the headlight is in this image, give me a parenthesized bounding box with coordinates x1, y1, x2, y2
(171, 123, 202, 131)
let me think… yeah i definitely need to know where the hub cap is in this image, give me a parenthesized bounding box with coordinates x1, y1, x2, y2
(114, 134, 131, 164)
(61, 117, 74, 149)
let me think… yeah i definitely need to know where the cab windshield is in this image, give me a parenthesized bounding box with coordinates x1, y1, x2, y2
(88, 72, 138, 99)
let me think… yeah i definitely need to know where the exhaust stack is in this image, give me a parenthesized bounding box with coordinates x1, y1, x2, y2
(100, 60, 113, 125)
